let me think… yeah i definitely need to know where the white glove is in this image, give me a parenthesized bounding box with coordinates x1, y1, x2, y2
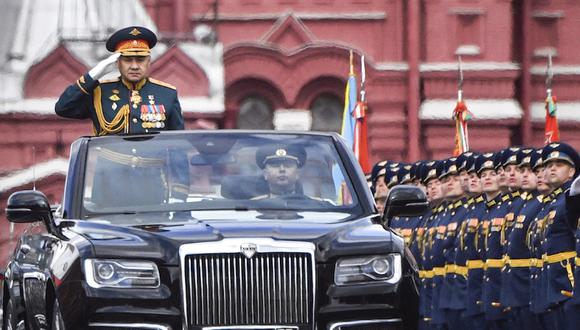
(88, 53, 121, 80)
(571, 175, 580, 196)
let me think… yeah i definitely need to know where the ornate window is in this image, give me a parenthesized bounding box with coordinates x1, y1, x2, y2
(310, 93, 342, 133)
(237, 96, 274, 129)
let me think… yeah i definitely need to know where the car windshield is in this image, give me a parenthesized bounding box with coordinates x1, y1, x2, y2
(81, 132, 360, 219)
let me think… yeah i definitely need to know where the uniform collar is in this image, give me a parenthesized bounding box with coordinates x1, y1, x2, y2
(121, 77, 148, 91)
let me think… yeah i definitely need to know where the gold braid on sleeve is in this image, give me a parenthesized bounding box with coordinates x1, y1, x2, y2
(93, 86, 130, 135)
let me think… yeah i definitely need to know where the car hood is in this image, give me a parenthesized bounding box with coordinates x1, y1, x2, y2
(65, 211, 401, 265)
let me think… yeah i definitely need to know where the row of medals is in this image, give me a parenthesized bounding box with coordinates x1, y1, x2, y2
(110, 90, 166, 128)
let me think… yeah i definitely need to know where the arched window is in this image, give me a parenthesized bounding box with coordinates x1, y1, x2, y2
(310, 93, 342, 133)
(237, 96, 274, 129)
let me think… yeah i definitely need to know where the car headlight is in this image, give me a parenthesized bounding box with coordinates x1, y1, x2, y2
(84, 259, 160, 288)
(334, 254, 402, 285)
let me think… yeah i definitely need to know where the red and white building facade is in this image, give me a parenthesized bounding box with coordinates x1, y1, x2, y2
(1, 0, 579, 261)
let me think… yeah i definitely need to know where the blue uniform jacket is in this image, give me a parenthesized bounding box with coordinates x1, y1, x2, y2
(541, 182, 575, 308)
(464, 195, 487, 317)
(566, 188, 580, 306)
(430, 202, 453, 325)
(482, 193, 511, 321)
(501, 192, 544, 308)
(56, 73, 184, 135)
(528, 194, 553, 314)
(439, 198, 469, 311)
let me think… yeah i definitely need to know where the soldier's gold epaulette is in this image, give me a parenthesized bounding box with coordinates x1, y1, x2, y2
(98, 77, 120, 84)
(149, 78, 177, 90)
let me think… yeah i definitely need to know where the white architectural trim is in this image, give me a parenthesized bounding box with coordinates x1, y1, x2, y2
(420, 62, 520, 72)
(0, 158, 68, 193)
(531, 102, 580, 122)
(531, 65, 580, 75)
(420, 99, 522, 120)
(193, 12, 387, 21)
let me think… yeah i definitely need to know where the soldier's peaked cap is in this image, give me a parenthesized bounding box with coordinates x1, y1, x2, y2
(256, 144, 306, 169)
(106, 26, 157, 56)
(542, 142, 580, 175)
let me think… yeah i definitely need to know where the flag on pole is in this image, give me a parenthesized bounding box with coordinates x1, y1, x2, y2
(452, 56, 473, 156)
(353, 55, 371, 173)
(341, 50, 358, 150)
(544, 55, 560, 144)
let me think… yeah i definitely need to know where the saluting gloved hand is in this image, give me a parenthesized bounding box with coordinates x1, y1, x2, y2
(88, 53, 121, 80)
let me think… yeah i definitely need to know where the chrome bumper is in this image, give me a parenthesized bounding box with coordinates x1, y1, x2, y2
(328, 318, 403, 330)
(89, 323, 170, 330)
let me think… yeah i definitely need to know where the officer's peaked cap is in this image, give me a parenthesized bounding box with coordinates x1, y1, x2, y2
(106, 26, 157, 56)
(256, 144, 306, 169)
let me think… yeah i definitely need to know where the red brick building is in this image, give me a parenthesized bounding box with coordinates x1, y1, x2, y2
(1, 1, 579, 261)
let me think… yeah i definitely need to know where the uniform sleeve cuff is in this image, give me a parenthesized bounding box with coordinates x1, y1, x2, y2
(76, 73, 98, 95)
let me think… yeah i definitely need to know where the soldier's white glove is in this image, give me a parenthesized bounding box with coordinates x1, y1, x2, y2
(88, 53, 121, 80)
(571, 175, 580, 196)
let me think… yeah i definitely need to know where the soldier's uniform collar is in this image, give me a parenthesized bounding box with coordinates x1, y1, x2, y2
(121, 77, 148, 91)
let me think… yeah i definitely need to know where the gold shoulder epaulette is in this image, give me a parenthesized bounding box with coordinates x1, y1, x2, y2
(99, 77, 120, 84)
(149, 78, 177, 90)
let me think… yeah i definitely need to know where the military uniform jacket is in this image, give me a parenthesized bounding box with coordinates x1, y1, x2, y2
(567, 188, 580, 306)
(463, 195, 487, 316)
(430, 202, 453, 325)
(55, 73, 184, 135)
(418, 206, 440, 320)
(540, 181, 575, 308)
(528, 194, 553, 314)
(501, 191, 544, 308)
(503, 191, 527, 247)
(439, 198, 469, 311)
(482, 193, 511, 321)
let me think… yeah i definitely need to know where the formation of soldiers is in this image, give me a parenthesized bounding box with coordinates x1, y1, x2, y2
(370, 142, 580, 330)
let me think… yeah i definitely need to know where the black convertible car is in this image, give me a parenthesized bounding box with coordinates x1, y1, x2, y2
(1, 131, 426, 330)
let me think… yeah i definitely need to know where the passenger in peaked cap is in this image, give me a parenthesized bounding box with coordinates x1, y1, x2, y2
(56, 26, 184, 135)
(255, 144, 306, 197)
(535, 142, 579, 329)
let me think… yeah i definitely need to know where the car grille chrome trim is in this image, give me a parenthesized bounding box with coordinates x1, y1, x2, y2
(327, 318, 403, 330)
(88, 322, 170, 330)
(180, 239, 316, 329)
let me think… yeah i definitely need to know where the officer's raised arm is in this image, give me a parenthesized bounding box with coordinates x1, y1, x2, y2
(53, 26, 183, 135)
(55, 53, 121, 119)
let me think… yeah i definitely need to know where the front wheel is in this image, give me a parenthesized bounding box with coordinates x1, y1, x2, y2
(50, 298, 65, 330)
(3, 296, 25, 330)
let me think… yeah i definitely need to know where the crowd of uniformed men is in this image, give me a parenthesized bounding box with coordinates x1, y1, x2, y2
(369, 142, 580, 330)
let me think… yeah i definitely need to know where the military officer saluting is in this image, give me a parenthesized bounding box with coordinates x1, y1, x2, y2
(55, 26, 184, 135)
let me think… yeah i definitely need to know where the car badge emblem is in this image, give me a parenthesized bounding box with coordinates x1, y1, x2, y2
(240, 243, 257, 259)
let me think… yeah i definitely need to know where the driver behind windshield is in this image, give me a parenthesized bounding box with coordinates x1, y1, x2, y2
(255, 144, 306, 198)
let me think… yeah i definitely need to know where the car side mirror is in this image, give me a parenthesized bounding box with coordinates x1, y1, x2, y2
(381, 185, 429, 226)
(6, 190, 67, 240)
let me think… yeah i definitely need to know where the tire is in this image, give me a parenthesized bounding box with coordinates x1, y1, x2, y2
(50, 298, 65, 330)
(3, 296, 25, 330)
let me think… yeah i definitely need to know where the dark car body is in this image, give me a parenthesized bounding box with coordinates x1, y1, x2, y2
(1, 131, 425, 330)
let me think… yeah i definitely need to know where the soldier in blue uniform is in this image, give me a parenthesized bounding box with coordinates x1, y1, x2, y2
(501, 149, 544, 329)
(418, 160, 445, 329)
(462, 153, 487, 330)
(537, 142, 578, 328)
(55, 26, 184, 135)
(527, 149, 554, 327)
(479, 152, 513, 329)
(437, 157, 470, 329)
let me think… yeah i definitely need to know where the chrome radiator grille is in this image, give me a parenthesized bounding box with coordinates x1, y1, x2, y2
(180, 240, 315, 328)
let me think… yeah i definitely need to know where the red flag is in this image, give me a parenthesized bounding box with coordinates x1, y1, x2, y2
(452, 100, 473, 156)
(544, 94, 560, 143)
